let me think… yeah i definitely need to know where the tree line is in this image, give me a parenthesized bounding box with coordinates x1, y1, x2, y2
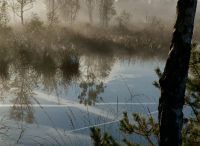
(0, 0, 118, 27)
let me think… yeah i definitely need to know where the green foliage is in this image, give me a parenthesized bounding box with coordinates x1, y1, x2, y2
(90, 127, 120, 146)
(182, 47, 200, 145)
(90, 112, 159, 146)
(120, 112, 159, 146)
(152, 68, 162, 89)
(182, 120, 200, 146)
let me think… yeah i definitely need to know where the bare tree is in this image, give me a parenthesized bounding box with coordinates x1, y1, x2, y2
(116, 10, 131, 28)
(57, 0, 80, 25)
(85, 0, 95, 24)
(0, 0, 9, 27)
(159, 0, 197, 146)
(98, 0, 116, 27)
(45, 0, 59, 26)
(10, 0, 35, 25)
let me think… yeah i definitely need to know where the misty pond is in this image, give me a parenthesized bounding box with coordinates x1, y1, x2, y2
(0, 52, 164, 146)
(0, 0, 198, 145)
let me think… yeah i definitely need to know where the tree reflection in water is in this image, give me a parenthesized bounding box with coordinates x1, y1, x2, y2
(0, 46, 80, 125)
(0, 40, 164, 144)
(78, 72, 105, 105)
(78, 56, 115, 105)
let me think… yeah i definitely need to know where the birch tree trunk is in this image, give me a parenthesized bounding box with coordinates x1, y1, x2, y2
(159, 0, 197, 146)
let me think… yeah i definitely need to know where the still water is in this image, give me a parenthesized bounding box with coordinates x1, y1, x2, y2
(0, 55, 164, 146)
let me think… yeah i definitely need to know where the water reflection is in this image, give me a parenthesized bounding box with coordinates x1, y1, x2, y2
(78, 73, 106, 105)
(0, 46, 80, 125)
(0, 49, 10, 80)
(0, 46, 163, 145)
